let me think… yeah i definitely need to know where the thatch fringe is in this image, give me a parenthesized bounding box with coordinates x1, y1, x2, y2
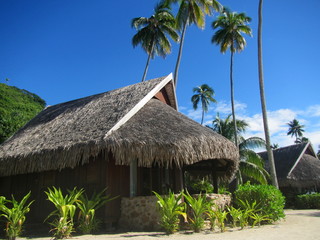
(0, 79, 239, 180)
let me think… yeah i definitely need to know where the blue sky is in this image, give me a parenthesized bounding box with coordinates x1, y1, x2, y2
(0, 0, 319, 150)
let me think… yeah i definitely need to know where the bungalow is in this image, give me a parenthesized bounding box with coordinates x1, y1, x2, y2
(259, 142, 320, 194)
(0, 74, 239, 230)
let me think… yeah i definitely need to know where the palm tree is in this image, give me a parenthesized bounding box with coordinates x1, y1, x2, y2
(211, 113, 247, 142)
(166, 0, 222, 88)
(132, 1, 179, 82)
(271, 143, 279, 149)
(257, 0, 278, 188)
(211, 8, 252, 147)
(287, 119, 305, 143)
(210, 114, 269, 184)
(191, 84, 217, 125)
(238, 137, 269, 184)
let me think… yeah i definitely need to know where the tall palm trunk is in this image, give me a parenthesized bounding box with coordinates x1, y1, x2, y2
(141, 42, 155, 82)
(258, 0, 278, 188)
(230, 50, 238, 147)
(174, 20, 188, 88)
(201, 109, 204, 125)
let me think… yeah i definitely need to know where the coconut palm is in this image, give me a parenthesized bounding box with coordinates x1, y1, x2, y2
(238, 137, 269, 184)
(211, 113, 247, 142)
(257, 0, 278, 188)
(287, 119, 305, 144)
(210, 114, 269, 184)
(295, 137, 309, 144)
(211, 8, 252, 147)
(132, 1, 179, 82)
(166, 0, 222, 88)
(191, 84, 217, 125)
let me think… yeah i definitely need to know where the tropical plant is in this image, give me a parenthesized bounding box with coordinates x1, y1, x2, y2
(214, 207, 228, 232)
(270, 143, 279, 149)
(295, 137, 309, 144)
(206, 204, 217, 230)
(212, 8, 252, 147)
(210, 115, 269, 184)
(236, 200, 257, 229)
(227, 206, 242, 228)
(188, 177, 214, 193)
(166, 0, 222, 88)
(211, 113, 248, 143)
(238, 137, 269, 184)
(191, 84, 217, 124)
(295, 193, 320, 209)
(45, 187, 84, 239)
(132, 1, 179, 82)
(76, 189, 117, 234)
(153, 190, 187, 234)
(0, 83, 46, 143)
(234, 183, 285, 223)
(250, 211, 271, 227)
(257, 0, 278, 188)
(287, 119, 305, 144)
(0, 192, 33, 240)
(183, 191, 210, 232)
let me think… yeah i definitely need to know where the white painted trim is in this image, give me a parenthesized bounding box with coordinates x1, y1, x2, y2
(104, 73, 174, 137)
(287, 142, 310, 177)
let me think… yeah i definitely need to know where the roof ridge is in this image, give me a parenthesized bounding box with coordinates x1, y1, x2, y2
(104, 73, 174, 138)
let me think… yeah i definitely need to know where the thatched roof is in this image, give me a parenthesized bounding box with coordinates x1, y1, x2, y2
(0, 74, 239, 178)
(259, 142, 320, 188)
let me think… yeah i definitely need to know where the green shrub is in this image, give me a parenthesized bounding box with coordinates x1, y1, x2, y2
(189, 178, 214, 193)
(295, 193, 320, 209)
(234, 183, 285, 222)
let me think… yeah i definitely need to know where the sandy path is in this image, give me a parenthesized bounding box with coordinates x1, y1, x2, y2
(27, 209, 320, 240)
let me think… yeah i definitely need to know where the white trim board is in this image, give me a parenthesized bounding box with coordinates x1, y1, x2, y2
(104, 73, 174, 138)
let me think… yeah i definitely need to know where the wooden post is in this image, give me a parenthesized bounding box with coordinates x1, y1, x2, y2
(212, 161, 219, 194)
(130, 159, 137, 197)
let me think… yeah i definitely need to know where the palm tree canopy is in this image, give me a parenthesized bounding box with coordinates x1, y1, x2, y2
(168, 0, 222, 30)
(287, 119, 305, 139)
(211, 8, 252, 53)
(210, 115, 269, 184)
(211, 114, 248, 143)
(191, 84, 216, 112)
(132, 1, 179, 59)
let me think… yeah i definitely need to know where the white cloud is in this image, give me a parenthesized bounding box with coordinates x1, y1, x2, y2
(180, 101, 320, 149)
(304, 105, 320, 117)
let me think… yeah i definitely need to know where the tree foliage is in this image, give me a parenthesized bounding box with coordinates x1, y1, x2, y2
(191, 84, 216, 125)
(287, 118, 305, 144)
(132, 1, 179, 82)
(0, 83, 46, 143)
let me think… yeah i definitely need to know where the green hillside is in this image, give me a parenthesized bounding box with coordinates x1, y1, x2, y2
(0, 83, 46, 143)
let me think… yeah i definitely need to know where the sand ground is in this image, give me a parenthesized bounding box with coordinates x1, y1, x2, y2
(22, 209, 320, 240)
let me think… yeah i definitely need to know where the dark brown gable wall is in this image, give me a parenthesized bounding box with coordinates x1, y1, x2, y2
(154, 88, 171, 106)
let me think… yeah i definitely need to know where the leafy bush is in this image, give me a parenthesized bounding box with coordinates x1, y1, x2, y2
(234, 183, 285, 222)
(295, 193, 320, 209)
(0, 192, 33, 240)
(188, 178, 214, 193)
(153, 191, 186, 234)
